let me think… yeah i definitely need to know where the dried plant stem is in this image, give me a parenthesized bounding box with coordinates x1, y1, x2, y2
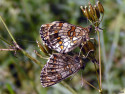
(80, 69, 99, 90)
(0, 16, 17, 44)
(94, 62, 100, 88)
(21, 48, 42, 66)
(82, 78, 98, 90)
(0, 36, 12, 46)
(97, 31, 102, 93)
(0, 49, 17, 51)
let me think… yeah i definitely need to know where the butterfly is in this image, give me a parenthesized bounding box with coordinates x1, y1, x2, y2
(40, 21, 92, 53)
(40, 53, 86, 87)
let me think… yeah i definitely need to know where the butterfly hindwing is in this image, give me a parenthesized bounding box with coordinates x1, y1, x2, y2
(40, 53, 84, 87)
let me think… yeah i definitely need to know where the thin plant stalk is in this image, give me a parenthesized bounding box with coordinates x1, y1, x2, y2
(0, 16, 17, 44)
(97, 31, 102, 93)
(0, 48, 17, 51)
(0, 36, 12, 46)
(80, 68, 100, 91)
(82, 78, 98, 90)
(93, 62, 100, 88)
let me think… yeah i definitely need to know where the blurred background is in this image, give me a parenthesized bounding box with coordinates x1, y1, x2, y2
(0, 0, 125, 94)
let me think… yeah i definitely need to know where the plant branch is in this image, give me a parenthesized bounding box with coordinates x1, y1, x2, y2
(82, 78, 99, 90)
(0, 36, 12, 46)
(97, 30, 102, 91)
(0, 16, 17, 44)
(94, 62, 100, 87)
(0, 16, 42, 67)
(0, 48, 17, 51)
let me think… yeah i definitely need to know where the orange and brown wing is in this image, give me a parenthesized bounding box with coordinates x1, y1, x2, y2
(40, 53, 84, 87)
(40, 21, 88, 53)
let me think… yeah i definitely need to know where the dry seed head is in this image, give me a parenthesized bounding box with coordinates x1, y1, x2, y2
(89, 3, 95, 16)
(88, 9, 95, 22)
(94, 5, 100, 20)
(97, 1, 104, 14)
(84, 6, 90, 19)
(80, 6, 86, 16)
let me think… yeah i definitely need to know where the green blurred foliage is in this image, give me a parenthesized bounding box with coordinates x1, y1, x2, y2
(0, 0, 125, 94)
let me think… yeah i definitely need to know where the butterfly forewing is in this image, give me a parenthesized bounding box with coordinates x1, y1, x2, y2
(40, 53, 84, 87)
(40, 21, 90, 53)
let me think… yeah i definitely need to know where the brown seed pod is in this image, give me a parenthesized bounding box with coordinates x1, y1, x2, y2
(36, 41, 50, 56)
(84, 6, 91, 19)
(88, 9, 96, 22)
(89, 3, 95, 16)
(97, 1, 104, 14)
(80, 6, 86, 17)
(94, 5, 100, 20)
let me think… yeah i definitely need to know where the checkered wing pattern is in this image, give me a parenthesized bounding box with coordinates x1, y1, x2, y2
(40, 21, 90, 53)
(40, 53, 83, 87)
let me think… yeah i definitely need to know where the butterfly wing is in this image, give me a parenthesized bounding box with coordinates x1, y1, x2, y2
(40, 21, 89, 53)
(40, 53, 83, 87)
